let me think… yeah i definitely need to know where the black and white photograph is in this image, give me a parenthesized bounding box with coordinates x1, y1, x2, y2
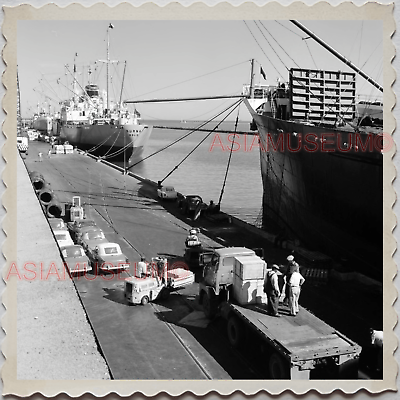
(1, 1, 397, 397)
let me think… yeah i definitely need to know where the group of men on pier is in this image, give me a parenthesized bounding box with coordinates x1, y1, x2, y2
(264, 255, 305, 317)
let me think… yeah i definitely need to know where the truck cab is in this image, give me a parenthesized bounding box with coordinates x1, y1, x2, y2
(199, 246, 362, 380)
(124, 257, 195, 305)
(124, 275, 168, 305)
(199, 247, 266, 318)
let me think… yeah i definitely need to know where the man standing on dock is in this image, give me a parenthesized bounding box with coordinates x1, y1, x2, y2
(264, 264, 281, 317)
(282, 255, 296, 305)
(137, 257, 147, 278)
(288, 264, 305, 316)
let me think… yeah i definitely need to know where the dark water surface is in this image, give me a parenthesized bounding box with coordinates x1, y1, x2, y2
(121, 120, 263, 224)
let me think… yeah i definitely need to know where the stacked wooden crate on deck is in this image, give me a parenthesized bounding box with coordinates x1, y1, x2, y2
(233, 256, 267, 305)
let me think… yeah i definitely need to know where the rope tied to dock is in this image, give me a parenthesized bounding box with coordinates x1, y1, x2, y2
(124, 98, 244, 173)
(157, 98, 244, 186)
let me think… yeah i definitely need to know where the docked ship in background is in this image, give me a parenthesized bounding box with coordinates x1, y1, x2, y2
(56, 24, 152, 161)
(32, 110, 53, 134)
(57, 84, 152, 161)
(244, 25, 383, 280)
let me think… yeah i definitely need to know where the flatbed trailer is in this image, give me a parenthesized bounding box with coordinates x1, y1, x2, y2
(220, 301, 362, 380)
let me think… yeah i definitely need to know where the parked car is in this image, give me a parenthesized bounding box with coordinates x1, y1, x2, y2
(88, 242, 130, 274)
(157, 185, 178, 201)
(80, 229, 108, 253)
(48, 218, 68, 231)
(68, 219, 97, 242)
(61, 245, 92, 275)
(53, 229, 74, 248)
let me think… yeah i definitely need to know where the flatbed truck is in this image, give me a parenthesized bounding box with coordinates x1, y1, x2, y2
(198, 247, 362, 379)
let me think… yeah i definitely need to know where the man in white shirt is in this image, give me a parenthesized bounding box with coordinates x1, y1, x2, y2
(137, 257, 147, 278)
(288, 264, 305, 316)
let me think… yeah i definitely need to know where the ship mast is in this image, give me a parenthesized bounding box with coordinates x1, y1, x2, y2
(106, 23, 114, 112)
(249, 59, 255, 99)
(119, 60, 127, 107)
(290, 20, 383, 93)
(17, 65, 21, 133)
(73, 53, 78, 105)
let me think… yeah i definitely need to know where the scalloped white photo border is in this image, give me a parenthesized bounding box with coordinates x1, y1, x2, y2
(1, 1, 397, 397)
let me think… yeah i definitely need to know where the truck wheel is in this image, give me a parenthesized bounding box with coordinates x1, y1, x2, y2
(227, 316, 244, 348)
(141, 296, 149, 305)
(203, 293, 216, 319)
(268, 353, 289, 379)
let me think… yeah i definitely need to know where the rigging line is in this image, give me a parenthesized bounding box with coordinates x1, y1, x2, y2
(84, 125, 121, 153)
(218, 103, 242, 207)
(357, 21, 364, 68)
(40, 75, 64, 102)
(357, 65, 384, 120)
(182, 97, 236, 121)
(125, 99, 242, 172)
(98, 127, 122, 158)
(32, 88, 58, 106)
(360, 39, 383, 70)
(290, 20, 382, 92)
(274, 20, 303, 37)
(257, 20, 302, 71)
(126, 95, 244, 104)
(56, 79, 93, 108)
(358, 57, 383, 95)
(129, 61, 249, 100)
(347, 23, 363, 63)
(64, 64, 96, 107)
(159, 99, 244, 185)
(304, 40, 318, 70)
(102, 139, 133, 160)
(243, 20, 285, 81)
(125, 66, 139, 103)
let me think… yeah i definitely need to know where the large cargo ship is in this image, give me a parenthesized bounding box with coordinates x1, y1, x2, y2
(56, 24, 152, 161)
(244, 67, 383, 280)
(57, 86, 152, 161)
(32, 113, 52, 134)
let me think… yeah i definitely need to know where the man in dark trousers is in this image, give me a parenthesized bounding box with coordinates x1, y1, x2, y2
(283, 255, 297, 306)
(264, 264, 281, 317)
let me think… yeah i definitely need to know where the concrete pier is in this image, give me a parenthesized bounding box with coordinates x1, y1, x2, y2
(15, 149, 111, 380)
(10, 140, 383, 383)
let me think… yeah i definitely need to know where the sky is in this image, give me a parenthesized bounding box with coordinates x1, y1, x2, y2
(17, 20, 383, 121)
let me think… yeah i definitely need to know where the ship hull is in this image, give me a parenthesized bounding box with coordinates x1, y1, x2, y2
(33, 116, 52, 134)
(59, 122, 152, 161)
(248, 105, 383, 279)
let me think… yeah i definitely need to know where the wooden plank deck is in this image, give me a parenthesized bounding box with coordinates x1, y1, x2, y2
(232, 303, 360, 361)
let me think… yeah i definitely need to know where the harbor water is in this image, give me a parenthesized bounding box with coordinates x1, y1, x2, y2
(120, 120, 263, 225)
